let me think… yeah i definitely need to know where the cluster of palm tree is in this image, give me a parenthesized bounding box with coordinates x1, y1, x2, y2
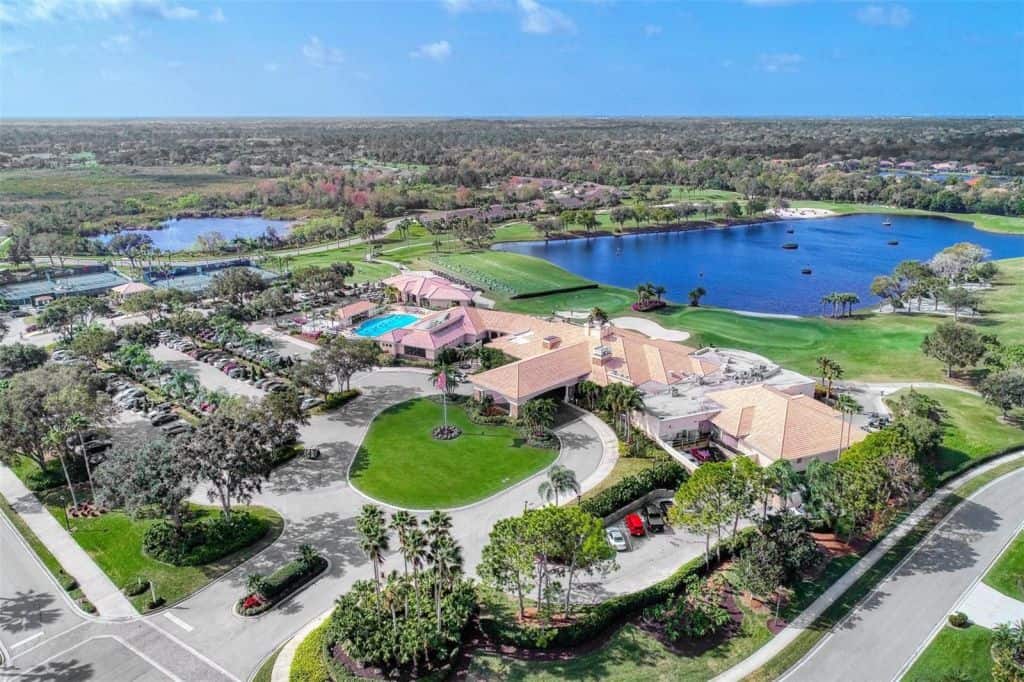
(819, 292, 861, 318)
(816, 356, 844, 399)
(601, 382, 645, 443)
(356, 506, 464, 634)
(519, 397, 558, 440)
(634, 281, 667, 308)
(834, 393, 863, 455)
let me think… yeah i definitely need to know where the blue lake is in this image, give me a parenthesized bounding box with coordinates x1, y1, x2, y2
(494, 214, 1024, 316)
(97, 216, 293, 252)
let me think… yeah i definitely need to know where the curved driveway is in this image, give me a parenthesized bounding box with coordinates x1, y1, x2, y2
(1, 369, 616, 680)
(782, 466, 1024, 682)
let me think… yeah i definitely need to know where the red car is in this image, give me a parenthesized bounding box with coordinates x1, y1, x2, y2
(624, 513, 646, 537)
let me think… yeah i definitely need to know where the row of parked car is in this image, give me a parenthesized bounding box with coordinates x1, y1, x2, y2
(605, 499, 674, 552)
(104, 375, 193, 437)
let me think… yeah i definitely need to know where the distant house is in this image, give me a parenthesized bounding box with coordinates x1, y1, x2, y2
(897, 161, 917, 170)
(110, 281, 154, 300)
(878, 160, 895, 169)
(383, 272, 475, 309)
(931, 161, 959, 172)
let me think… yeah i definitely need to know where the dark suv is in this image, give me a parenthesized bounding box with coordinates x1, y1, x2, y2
(642, 504, 666, 533)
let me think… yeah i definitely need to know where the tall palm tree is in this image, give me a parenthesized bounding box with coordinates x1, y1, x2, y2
(520, 398, 557, 438)
(587, 307, 609, 326)
(64, 413, 97, 499)
(423, 510, 453, 546)
(576, 380, 602, 411)
(537, 464, 581, 506)
(356, 504, 389, 592)
(654, 285, 667, 303)
(835, 394, 862, 455)
(165, 371, 199, 401)
(389, 510, 418, 576)
(44, 427, 79, 509)
(427, 534, 463, 633)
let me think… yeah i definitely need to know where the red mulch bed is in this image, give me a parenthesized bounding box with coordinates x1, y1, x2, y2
(811, 532, 869, 557)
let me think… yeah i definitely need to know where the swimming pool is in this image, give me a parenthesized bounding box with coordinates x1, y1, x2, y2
(354, 313, 419, 338)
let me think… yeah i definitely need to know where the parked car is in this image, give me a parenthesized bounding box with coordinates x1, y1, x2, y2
(150, 412, 178, 426)
(10, 309, 30, 318)
(624, 513, 646, 537)
(74, 440, 112, 456)
(642, 504, 666, 533)
(606, 527, 629, 552)
(300, 397, 324, 410)
(226, 367, 248, 379)
(162, 423, 192, 437)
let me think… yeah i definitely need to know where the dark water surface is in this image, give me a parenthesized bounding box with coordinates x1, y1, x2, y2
(494, 214, 1024, 316)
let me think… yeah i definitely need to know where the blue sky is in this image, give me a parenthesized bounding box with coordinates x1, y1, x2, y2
(1, 0, 1021, 117)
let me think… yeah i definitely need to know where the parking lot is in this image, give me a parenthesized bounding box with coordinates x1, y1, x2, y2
(151, 344, 267, 399)
(571, 497, 712, 603)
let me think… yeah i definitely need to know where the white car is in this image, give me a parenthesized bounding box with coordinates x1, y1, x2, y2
(606, 527, 629, 552)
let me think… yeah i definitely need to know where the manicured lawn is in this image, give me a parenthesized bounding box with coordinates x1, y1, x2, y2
(45, 500, 283, 612)
(428, 251, 593, 298)
(904, 625, 994, 682)
(579, 457, 656, 503)
(349, 398, 557, 508)
(278, 246, 397, 283)
(984, 530, 1024, 601)
(891, 388, 1024, 479)
(469, 614, 772, 681)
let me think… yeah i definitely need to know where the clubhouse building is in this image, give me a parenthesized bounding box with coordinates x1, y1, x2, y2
(368, 303, 866, 472)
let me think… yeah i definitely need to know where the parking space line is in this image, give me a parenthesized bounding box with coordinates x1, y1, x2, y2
(11, 631, 44, 649)
(163, 612, 194, 632)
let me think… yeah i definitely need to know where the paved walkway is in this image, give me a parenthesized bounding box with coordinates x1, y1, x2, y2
(958, 579, 1024, 629)
(0, 467, 137, 620)
(715, 450, 1024, 682)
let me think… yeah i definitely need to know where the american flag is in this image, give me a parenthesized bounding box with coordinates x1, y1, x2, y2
(435, 371, 447, 392)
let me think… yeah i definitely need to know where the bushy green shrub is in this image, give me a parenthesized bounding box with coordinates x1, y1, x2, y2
(948, 611, 969, 627)
(146, 596, 166, 611)
(122, 579, 150, 597)
(61, 575, 79, 592)
(143, 512, 267, 566)
(24, 458, 88, 492)
(292, 622, 331, 682)
(77, 598, 96, 614)
(238, 554, 327, 616)
(580, 458, 687, 520)
(324, 389, 360, 410)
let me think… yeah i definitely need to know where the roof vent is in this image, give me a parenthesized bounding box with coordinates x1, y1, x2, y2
(542, 335, 561, 349)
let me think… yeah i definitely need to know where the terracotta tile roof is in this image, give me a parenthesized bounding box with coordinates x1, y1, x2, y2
(336, 300, 373, 318)
(472, 342, 593, 401)
(708, 384, 867, 462)
(384, 272, 474, 302)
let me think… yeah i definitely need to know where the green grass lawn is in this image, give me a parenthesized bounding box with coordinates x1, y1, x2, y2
(349, 398, 557, 508)
(890, 388, 1024, 479)
(903, 625, 994, 682)
(49, 502, 283, 611)
(427, 251, 593, 298)
(984, 530, 1024, 602)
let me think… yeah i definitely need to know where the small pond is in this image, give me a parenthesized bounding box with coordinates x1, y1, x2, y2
(493, 214, 1024, 316)
(97, 216, 293, 252)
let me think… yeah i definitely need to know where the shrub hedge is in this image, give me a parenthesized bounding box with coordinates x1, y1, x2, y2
(478, 528, 752, 650)
(324, 389, 361, 410)
(143, 512, 267, 566)
(292, 622, 332, 682)
(238, 555, 328, 616)
(579, 458, 687, 520)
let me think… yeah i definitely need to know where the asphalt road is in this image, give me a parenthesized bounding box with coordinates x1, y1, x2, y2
(782, 467, 1024, 682)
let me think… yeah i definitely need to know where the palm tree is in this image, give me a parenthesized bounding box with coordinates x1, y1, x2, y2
(404, 527, 429, 597)
(165, 371, 199, 401)
(65, 413, 97, 499)
(654, 285, 667, 303)
(390, 510, 418, 576)
(537, 464, 581, 506)
(575, 380, 602, 411)
(520, 398, 557, 438)
(816, 356, 843, 399)
(427, 534, 463, 633)
(44, 427, 79, 509)
(602, 383, 645, 442)
(356, 504, 389, 591)
(835, 394, 862, 455)
(587, 307, 609, 326)
(688, 287, 707, 307)
(423, 510, 453, 546)
(246, 573, 270, 599)
(761, 460, 799, 517)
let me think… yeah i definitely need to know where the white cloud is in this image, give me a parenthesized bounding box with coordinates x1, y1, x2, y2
(410, 40, 451, 61)
(643, 24, 662, 37)
(3, 0, 199, 23)
(302, 36, 343, 67)
(518, 0, 575, 35)
(209, 6, 225, 22)
(101, 32, 134, 52)
(855, 4, 912, 28)
(757, 52, 803, 72)
(264, 62, 280, 73)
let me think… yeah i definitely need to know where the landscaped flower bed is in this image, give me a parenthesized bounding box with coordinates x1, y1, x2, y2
(236, 547, 328, 617)
(631, 300, 666, 312)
